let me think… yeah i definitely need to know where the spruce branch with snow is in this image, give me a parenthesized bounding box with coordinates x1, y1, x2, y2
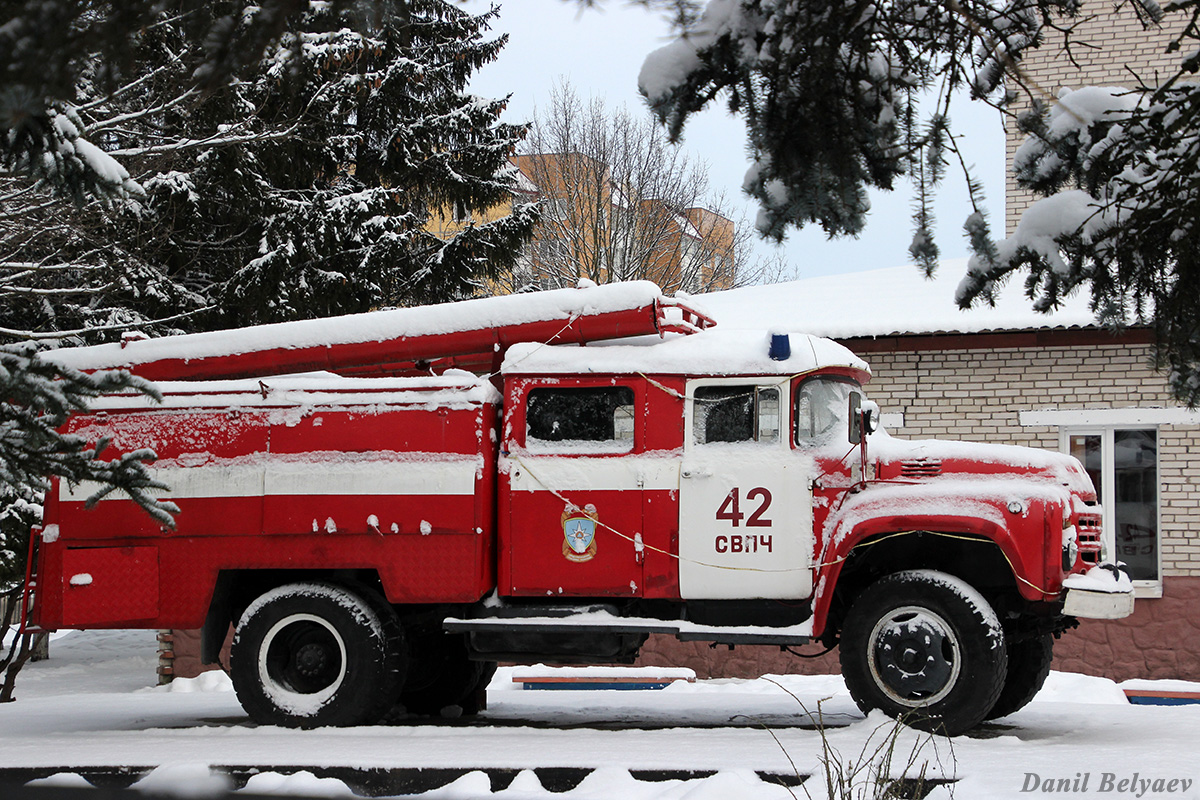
(620, 0, 1200, 405)
(0, 345, 177, 520)
(0, 0, 343, 202)
(958, 77, 1200, 405)
(0, 344, 177, 593)
(634, 0, 1072, 246)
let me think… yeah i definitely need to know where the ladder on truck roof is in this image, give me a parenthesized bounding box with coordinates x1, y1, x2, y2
(44, 281, 716, 382)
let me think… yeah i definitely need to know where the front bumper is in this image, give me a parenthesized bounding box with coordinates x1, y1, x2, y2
(1061, 564, 1135, 619)
(1063, 586, 1135, 619)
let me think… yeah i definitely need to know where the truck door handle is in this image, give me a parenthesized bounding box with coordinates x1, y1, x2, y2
(681, 469, 712, 479)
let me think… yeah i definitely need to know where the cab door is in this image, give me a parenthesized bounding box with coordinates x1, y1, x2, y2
(678, 379, 813, 599)
(504, 380, 648, 597)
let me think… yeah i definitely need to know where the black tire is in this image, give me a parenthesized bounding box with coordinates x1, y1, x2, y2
(986, 633, 1053, 720)
(840, 569, 1008, 736)
(230, 582, 406, 728)
(460, 660, 499, 716)
(400, 631, 487, 716)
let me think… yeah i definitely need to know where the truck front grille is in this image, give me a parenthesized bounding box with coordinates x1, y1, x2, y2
(1076, 515, 1103, 564)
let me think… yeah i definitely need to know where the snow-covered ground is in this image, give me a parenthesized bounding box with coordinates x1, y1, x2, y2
(3, 630, 1199, 799)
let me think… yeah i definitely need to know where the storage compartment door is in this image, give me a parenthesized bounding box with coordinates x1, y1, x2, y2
(61, 546, 160, 626)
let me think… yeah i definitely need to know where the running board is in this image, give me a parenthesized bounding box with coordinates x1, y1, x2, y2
(443, 615, 813, 646)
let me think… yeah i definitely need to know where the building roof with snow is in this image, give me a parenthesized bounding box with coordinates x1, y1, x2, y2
(697, 259, 1101, 339)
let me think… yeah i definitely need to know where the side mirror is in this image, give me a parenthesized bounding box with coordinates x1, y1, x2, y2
(849, 392, 877, 445)
(849, 392, 863, 444)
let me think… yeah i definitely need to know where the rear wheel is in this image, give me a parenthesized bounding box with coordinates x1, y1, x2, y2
(986, 633, 1054, 720)
(840, 570, 1008, 735)
(230, 582, 405, 727)
(460, 660, 498, 715)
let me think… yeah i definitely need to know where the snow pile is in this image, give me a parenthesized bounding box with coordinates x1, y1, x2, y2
(131, 764, 233, 798)
(1063, 565, 1135, 594)
(1030, 672, 1128, 706)
(152, 671, 234, 694)
(240, 770, 357, 797)
(25, 773, 96, 789)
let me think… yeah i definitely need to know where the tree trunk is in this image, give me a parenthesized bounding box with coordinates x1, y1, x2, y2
(0, 632, 46, 703)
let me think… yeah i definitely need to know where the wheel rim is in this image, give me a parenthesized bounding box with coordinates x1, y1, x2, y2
(258, 613, 347, 713)
(867, 605, 961, 708)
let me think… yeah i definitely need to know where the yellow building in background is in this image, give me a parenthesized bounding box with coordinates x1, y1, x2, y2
(428, 152, 737, 295)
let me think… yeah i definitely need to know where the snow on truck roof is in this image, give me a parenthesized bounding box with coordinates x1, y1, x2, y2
(44, 281, 707, 381)
(503, 328, 870, 378)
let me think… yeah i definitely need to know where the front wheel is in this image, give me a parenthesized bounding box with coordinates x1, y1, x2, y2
(840, 570, 1008, 735)
(230, 582, 406, 728)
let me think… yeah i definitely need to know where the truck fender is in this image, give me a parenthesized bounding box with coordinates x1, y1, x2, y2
(810, 512, 1037, 639)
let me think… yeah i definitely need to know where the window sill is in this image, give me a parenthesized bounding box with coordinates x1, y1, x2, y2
(1134, 582, 1163, 599)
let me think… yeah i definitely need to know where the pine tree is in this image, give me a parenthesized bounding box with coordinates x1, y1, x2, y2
(1, 1, 537, 336)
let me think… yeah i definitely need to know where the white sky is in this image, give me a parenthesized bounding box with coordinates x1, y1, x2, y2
(461, 1, 1009, 281)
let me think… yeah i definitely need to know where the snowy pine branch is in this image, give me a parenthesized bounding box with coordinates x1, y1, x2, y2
(0, 345, 175, 525)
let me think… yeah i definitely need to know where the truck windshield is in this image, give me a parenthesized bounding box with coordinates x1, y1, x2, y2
(794, 377, 860, 445)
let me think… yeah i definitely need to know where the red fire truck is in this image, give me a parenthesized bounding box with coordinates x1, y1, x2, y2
(23, 281, 1133, 735)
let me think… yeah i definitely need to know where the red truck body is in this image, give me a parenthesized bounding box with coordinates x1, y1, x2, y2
(24, 281, 1134, 734)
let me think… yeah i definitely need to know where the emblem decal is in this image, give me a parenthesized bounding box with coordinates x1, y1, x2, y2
(562, 503, 599, 563)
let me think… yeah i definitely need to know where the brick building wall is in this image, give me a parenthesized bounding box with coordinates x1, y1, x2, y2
(640, 330, 1200, 682)
(1006, 3, 1184, 231)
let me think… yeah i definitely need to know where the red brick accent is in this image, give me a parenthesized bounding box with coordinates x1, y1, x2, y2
(1052, 577, 1200, 682)
(167, 626, 230, 680)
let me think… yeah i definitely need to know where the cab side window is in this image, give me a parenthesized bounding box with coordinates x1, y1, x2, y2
(693, 385, 780, 444)
(526, 387, 635, 448)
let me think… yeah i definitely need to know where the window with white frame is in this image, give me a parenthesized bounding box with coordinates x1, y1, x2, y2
(1062, 427, 1160, 590)
(691, 384, 781, 445)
